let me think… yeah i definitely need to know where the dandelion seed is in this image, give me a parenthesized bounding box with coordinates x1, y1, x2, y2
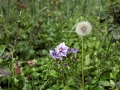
(76, 21, 92, 36)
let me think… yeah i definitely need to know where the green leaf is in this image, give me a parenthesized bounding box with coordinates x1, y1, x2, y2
(0, 45, 6, 57)
(49, 70, 58, 77)
(94, 86, 104, 90)
(63, 86, 72, 90)
(22, 83, 31, 90)
(99, 80, 110, 86)
(110, 80, 115, 86)
(66, 77, 75, 86)
(47, 84, 60, 90)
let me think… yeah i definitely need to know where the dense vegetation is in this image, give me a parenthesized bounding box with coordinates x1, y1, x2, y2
(0, 0, 120, 90)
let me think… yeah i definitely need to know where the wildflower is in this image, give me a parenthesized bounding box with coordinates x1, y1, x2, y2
(55, 42, 69, 57)
(70, 48, 79, 53)
(76, 21, 92, 36)
(39, 20, 43, 24)
(50, 43, 78, 60)
(64, 63, 67, 66)
(56, 0, 60, 5)
(50, 1, 54, 5)
(50, 50, 59, 60)
(47, 13, 51, 17)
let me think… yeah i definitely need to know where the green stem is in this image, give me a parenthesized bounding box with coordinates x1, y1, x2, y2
(82, 37, 84, 90)
(62, 60, 65, 85)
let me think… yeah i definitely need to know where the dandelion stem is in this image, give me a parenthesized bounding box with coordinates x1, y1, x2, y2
(81, 37, 84, 90)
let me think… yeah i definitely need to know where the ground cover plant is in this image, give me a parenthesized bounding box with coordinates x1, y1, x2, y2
(0, 0, 120, 90)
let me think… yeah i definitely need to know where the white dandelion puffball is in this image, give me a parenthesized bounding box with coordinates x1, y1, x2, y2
(76, 21, 92, 36)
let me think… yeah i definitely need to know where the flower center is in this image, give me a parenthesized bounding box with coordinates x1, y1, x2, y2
(81, 26, 87, 33)
(59, 48, 63, 52)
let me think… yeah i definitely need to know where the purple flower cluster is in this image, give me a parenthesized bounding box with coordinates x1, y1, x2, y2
(50, 42, 79, 60)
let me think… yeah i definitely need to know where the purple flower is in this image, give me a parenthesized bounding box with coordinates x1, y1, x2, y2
(50, 50, 58, 60)
(55, 42, 69, 57)
(70, 48, 79, 53)
(50, 43, 78, 61)
(64, 63, 67, 66)
(50, 50, 62, 60)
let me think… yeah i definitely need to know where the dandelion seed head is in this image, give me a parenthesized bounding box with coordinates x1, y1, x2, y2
(76, 21, 92, 36)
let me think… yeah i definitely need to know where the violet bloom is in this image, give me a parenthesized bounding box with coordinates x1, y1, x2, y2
(67, 49, 71, 54)
(55, 42, 69, 57)
(50, 50, 62, 60)
(50, 50, 58, 60)
(70, 48, 79, 53)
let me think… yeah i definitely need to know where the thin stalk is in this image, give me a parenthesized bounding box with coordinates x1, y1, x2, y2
(7, 0, 11, 22)
(81, 37, 84, 90)
(62, 60, 65, 85)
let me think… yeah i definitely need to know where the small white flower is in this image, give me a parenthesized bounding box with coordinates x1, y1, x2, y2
(76, 21, 92, 36)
